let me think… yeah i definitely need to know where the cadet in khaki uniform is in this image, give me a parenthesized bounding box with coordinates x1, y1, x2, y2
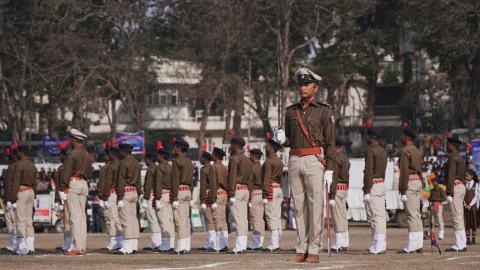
(248, 148, 265, 251)
(398, 128, 424, 253)
(329, 138, 350, 252)
(275, 68, 335, 264)
(199, 152, 216, 251)
(54, 149, 73, 251)
(444, 137, 467, 252)
(171, 139, 194, 253)
(154, 149, 175, 252)
(262, 139, 285, 252)
(209, 147, 229, 252)
(116, 143, 141, 254)
(363, 127, 387, 254)
(143, 152, 162, 250)
(11, 146, 37, 255)
(96, 148, 110, 249)
(101, 147, 123, 251)
(228, 136, 253, 254)
(4, 149, 17, 252)
(429, 180, 446, 239)
(60, 129, 93, 255)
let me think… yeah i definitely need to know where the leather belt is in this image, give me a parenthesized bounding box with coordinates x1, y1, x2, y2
(162, 189, 171, 194)
(236, 184, 248, 190)
(19, 186, 33, 192)
(125, 186, 136, 192)
(454, 180, 464, 186)
(251, 190, 263, 196)
(110, 188, 117, 193)
(217, 190, 227, 196)
(178, 185, 190, 191)
(409, 174, 421, 181)
(336, 183, 348, 190)
(373, 178, 384, 184)
(290, 147, 323, 157)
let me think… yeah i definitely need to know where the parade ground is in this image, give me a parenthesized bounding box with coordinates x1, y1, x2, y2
(0, 227, 479, 270)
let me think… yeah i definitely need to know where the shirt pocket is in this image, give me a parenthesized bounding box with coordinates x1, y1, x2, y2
(309, 122, 324, 142)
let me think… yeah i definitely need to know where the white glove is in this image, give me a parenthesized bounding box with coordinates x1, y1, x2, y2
(99, 200, 105, 209)
(59, 191, 67, 202)
(11, 203, 17, 209)
(104, 201, 110, 209)
(447, 196, 453, 204)
(262, 199, 268, 204)
(6, 201, 12, 211)
(172, 201, 179, 209)
(363, 194, 371, 202)
(155, 200, 162, 210)
(400, 195, 407, 202)
(201, 203, 207, 211)
(54, 202, 60, 211)
(228, 198, 236, 205)
(423, 200, 430, 207)
(275, 128, 286, 144)
(324, 170, 333, 189)
(211, 203, 218, 210)
(117, 200, 124, 208)
(329, 199, 335, 207)
(140, 199, 148, 209)
(58, 204, 64, 211)
(248, 202, 252, 208)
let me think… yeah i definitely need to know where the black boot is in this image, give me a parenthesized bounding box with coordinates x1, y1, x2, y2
(467, 235, 471, 245)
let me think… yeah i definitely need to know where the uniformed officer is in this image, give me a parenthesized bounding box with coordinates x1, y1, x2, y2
(154, 148, 175, 252)
(263, 139, 285, 252)
(209, 147, 229, 252)
(54, 148, 73, 252)
(102, 147, 123, 251)
(444, 137, 467, 252)
(248, 148, 265, 251)
(4, 149, 17, 253)
(228, 136, 253, 254)
(60, 129, 93, 255)
(363, 127, 387, 254)
(329, 138, 351, 252)
(398, 128, 424, 253)
(11, 146, 37, 255)
(116, 143, 141, 254)
(199, 151, 216, 251)
(274, 68, 335, 263)
(171, 138, 194, 253)
(97, 148, 110, 249)
(143, 152, 162, 250)
(429, 179, 446, 239)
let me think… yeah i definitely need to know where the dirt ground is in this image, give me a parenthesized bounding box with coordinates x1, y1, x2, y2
(0, 227, 479, 270)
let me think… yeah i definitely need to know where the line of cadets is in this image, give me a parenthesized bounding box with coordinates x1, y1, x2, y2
(1, 67, 472, 260)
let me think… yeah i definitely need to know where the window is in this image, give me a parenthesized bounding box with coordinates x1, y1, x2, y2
(149, 89, 179, 106)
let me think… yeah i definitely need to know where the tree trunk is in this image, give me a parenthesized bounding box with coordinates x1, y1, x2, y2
(232, 86, 244, 135)
(366, 79, 376, 120)
(223, 107, 232, 144)
(110, 97, 117, 139)
(467, 61, 480, 140)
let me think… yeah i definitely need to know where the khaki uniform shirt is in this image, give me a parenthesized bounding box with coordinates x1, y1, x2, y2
(362, 141, 387, 194)
(251, 161, 262, 190)
(227, 152, 253, 197)
(262, 154, 284, 198)
(116, 154, 141, 200)
(102, 159, 120, 200)
(199, 163, 212, 203)
(61, 146, 93, 190)
(11, 158, 37, 202)
(143, 163, 156, 200)
(444, 150, 465, 196)
(154, 160, 173, 200)
(4, 161, 16, 202)
(331, 150, 350, 197)
(208, 162, 228, 203)
(172, 154, 194, 201)
(284, 101, 336, 170)
(398, 144, 423, 195)
(97, 163, 109, 200)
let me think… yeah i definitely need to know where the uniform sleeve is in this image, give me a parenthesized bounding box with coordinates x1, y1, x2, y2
(116, 161, 127, 201)
(330, 158, 340, 197)
(61, 155, 74, 191)
(398, 149, 409, 195)
(362, 148, 374, 194)
(144, 167, 154, 200)
(5, 166, 13, 202)
(446, 157, 456, 196)
(171, 160, 181, 201)
(227, 157, 239, 198)
(324, 108, 336, 170)
(199, 167, 208, 204)
(136, 164, 142, 196)
(262, 160, 272, 199)
(209, 166, 218, 203)
(154, 166, 164, 200)
(283, 111, 291, 147)
(10, 163, 22, 202)
(97, 166, 106, 199)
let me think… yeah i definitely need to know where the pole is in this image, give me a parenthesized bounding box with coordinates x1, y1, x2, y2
(247, 57, 251, 143)
(326, 185, 331, 257)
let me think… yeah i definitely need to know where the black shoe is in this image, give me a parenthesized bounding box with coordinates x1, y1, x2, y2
(228, 250, 245, 254)
(330, 247, 347, 253)
(218, 247, 228, 253)
(247, 247, 262, 251)
(467, 238, 471, 245)
(143, 247, 154, 251)
(445, 248, 467, 252)
(198, 247, 208, 251)
(262, 248, 280, 252)
(27, 251, 35, 255)
(56, 247, 64, 251)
